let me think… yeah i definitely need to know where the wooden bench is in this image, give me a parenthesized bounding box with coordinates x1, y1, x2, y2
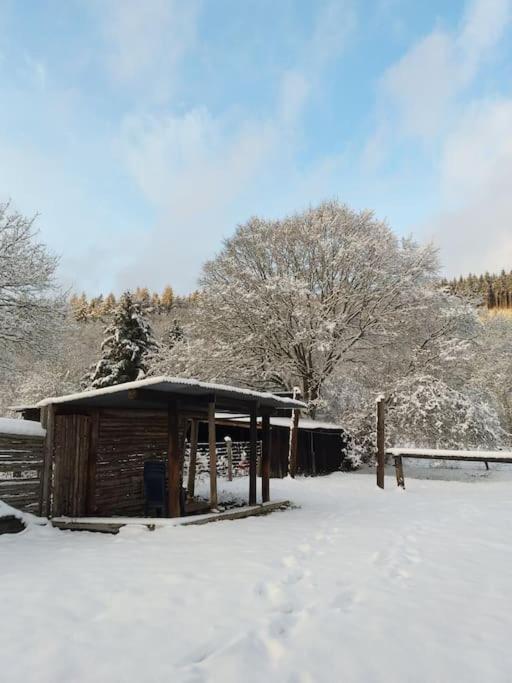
(386, 448, 512, 488)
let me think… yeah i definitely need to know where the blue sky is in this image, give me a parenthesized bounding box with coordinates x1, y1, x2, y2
(1, 0, 511, 295)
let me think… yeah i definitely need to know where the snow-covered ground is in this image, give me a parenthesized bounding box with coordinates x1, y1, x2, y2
(2, 468, 512, 682)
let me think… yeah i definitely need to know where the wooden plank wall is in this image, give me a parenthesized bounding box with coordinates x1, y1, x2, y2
(52, 414, 90, 517)
(0, 433, 45, 514)
(93, 409, 168, 516)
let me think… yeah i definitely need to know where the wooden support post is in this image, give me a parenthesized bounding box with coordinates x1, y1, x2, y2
(225, 436, 233, 482)
(249, 404, 258, 505)
(261, 413, 271, 503)
(187, 419, 199, 500)
(288, 407, 300, 478)
(41, 403, 55, 517)
(86, 409, 100, 515)
(394, 455, 405, 489)
(167, 400, 181, 518)
(208, 400, 218, 509)
(376, 397, 385, 489)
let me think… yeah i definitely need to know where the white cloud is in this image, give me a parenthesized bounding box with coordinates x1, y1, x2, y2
(428, 98, 512, 275)
(380, 0, 512, 140)
(101, 0, 199, 90)
(116, 107, 281, 291)
(364, 0, 512, 278)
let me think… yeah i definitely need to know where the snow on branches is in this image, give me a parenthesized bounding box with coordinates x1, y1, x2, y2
(84, 292, 157, 389)
(0, 202, 63, 369)
(177, 200, 439, 413)
(386, 375, 508, 450)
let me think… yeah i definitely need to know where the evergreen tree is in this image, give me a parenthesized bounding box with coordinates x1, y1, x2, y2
(85, 292, 156, 389)
(162, 319, 185, 350)
(161, 285, 174, 312)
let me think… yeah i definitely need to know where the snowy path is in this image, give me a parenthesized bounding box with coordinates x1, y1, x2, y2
(2, 471, 512, 682)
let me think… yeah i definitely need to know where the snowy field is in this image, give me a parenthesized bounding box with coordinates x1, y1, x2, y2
(2, 468, 512, 683)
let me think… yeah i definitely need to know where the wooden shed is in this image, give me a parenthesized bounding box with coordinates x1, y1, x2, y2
(24, 377, 305, 519)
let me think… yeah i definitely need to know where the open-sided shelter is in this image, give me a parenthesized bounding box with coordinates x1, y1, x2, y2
(26, 377, 305, 519)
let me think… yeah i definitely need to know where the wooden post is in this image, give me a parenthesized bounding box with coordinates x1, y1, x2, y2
(167, 400, 181, 517)
(249, 404, 258, 505)
(376, 397, 385, 489)
(187, 419, 199, 500)
(225, 436, 233, 482)
(261, 413, 271, 503)
(288, 408, 300, 478)
(86, 409, 100, 515)
(41, 403, 55, 517)
(394, 455, 405, 489)
(208, 400, 218, 509)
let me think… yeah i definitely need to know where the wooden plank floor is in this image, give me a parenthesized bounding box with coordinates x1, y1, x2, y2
(51, 500, 291, 534)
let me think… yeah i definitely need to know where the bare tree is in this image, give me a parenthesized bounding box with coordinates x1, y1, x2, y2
(0, 202, 62, 370)
(170, 200, 439, 415)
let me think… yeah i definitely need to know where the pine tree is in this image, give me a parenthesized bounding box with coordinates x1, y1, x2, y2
(162, 319, 184, 350)
(85, 292, 157, 389)
(103, 292, 117, 315)
(151, 291, 161, 312)
(72, 292, 90, 322)
(161, 285, 174, 312)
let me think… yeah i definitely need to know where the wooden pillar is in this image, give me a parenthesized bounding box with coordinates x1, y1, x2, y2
(261, 413, 271, 503)
(208, 400, 218, 509)
(167, 400, 181, 517)
(288, 408, 300, 478)
(187, 419, 199, 500)
(225, 436, 233, 482)
(41, 403, 55, 518)
(376, 397, 385, 489)
(394, 455, 405, 489)
(86, 409, 100, 515)
(249, 404, 258, 505)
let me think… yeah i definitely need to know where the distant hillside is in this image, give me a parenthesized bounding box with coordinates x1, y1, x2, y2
(441, 270, 512, 310)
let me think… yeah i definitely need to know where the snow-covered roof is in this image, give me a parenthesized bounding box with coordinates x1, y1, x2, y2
(216, 413, 345, 432)
(0, 417, 46, 438)
(25, 377, 306, 411)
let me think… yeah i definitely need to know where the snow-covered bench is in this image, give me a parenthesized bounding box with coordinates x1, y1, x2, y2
(386, 448, 512, 488)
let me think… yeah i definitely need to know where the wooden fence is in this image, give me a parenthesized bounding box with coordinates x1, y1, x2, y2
(184, 440, 263, 480)
(0, 432, 45, 514)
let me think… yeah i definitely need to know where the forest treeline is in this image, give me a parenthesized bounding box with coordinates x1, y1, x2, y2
(69, 286, 199, 321)
(442, 270, 512, 309)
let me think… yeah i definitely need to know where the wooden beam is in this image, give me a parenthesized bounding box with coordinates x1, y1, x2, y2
(288, 407, 300, 479)
(167, 400, 181, 517)
(41, 403, 55, 517)
(86, 410, 100, 515)
(376, 398, 385, 489)
(249, 404, 258, 505)
(187, 419, 199, 500)
(261, 413, 271, 503)
(208, 400, 218, 509)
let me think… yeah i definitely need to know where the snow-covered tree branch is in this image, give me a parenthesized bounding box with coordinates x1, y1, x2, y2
(0, 202, 63, 370)
(167, 200, 439, 415)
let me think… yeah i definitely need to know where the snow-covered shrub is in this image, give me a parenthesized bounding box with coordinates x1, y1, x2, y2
(386, 375, 508, 450)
